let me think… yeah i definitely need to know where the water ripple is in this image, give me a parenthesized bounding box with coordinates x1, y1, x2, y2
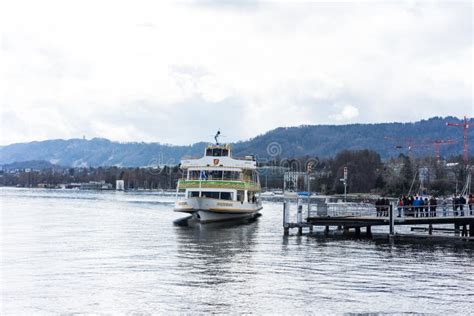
(1, 188, 473, 314)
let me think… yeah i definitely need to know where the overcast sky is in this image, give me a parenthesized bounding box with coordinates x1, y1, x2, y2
(0, 0, 472, 146)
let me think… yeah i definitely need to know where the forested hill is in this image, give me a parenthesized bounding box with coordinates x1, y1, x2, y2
(232, 116, 473, 159)
(0, 117, 472, 167)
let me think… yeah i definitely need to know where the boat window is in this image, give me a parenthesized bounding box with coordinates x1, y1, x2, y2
(247, 191, 257, 203)
(189, 170, 200, 180)
(202, 192, 219, 199)
(188, 170, 210, 180)
(208, 170, 223, 180)
(199, 191, 234, 200)
(241, 170, 258, 183)
(220, 192, 233, 200)
(188, 191, 200, 198)
(243, 170, 252, 182)
(205, 148, 230, 157)
(237, 190, 244, 202)
(223, 171, 241, 180)
(252, 171, 258, 183)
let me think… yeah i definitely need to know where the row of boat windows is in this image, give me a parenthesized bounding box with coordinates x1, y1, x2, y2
(187, 170, 259, 183)
(189, 191, 237, 201)
(188, 190, 259, 203)
(205, 148, 229, 157)
(188, 170, 242, 181)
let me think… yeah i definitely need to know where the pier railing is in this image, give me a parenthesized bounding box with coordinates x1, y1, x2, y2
(283, 199, 474, 237)
(307, 203, 473, 219)
(311, 202, 376, 217)
(392, 204, 473, 218)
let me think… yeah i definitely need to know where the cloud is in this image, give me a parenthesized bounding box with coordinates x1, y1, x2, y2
(332, 104, 360, 122)
(0, 0, 472, 145)
(187, 0, 261, 11)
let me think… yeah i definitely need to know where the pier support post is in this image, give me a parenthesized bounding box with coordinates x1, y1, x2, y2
(470, 223, 474, 237)
(454, 223, 460, 236)
(297, 205, 303, 223)
(297, 205, 303, 235)
(324, 226, 330, 236)
(366, 226, 372, 238)
(355, 227, 361, 237)
(343, 226, 349, 234)
(309, 225, 313, 234)
(428, 224, 433, 235)
(389, 204, 395, 236)
(462, 225, 468, 237)
(283, 202, 290, 236)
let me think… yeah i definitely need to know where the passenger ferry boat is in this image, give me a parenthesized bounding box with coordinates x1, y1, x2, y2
(174, 133, 262, 223)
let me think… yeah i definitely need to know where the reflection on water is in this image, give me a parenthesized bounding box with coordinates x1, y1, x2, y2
(1, 188, 473, 315)
(174, 218, 259, 290)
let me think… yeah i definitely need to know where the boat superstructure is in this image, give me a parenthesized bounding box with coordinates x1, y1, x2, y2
(174, 134, 262, 223)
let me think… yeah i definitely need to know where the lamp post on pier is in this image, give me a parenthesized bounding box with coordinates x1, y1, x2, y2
(340, 166, 348, 202)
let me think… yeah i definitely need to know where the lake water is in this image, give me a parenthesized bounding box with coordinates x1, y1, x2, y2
(1, 188, 473, 315)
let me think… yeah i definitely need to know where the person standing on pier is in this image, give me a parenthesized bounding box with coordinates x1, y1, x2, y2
(453, 194, 458, 216)
(375, 198, 381, 217)
(383, 197, 390, 216)
(414, 196, 421, 218)
(459, 195, 466, 216)
(397, 197, 404, 217)
(423, 197, 429, 217)
(418, 196, 424, 218)
(419, 197, 425, 217)
(429, 196, 437, 217)
(413, 196, 417, 217)
(402, 195, 409, 217)
(468, 194, 473, 216)
(408, 195, 414, 217)
(441, 197, 448, 217)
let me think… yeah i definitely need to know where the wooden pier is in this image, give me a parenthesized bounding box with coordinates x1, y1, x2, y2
(282, 199, 474, 241)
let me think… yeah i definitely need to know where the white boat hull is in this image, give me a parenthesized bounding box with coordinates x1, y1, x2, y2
(193, 210, 259, 223)
(174, 197, 262, 223)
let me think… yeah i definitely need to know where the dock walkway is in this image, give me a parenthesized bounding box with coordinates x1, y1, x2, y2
(283, 200, 474, 240)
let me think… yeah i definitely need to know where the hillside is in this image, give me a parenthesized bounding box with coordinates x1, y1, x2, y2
(232, 116, 473, 159)
(0, 117, 472, 167)
(0, 160, 65, 171)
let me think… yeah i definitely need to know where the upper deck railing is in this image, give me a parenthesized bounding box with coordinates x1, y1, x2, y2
(181, 155, 256, 161)
(177, 179, 261, 191)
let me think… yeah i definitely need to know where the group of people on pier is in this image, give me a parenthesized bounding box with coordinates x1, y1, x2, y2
(375, 194, 474, 217)
(375, 197, 391, 216)
(396, 195, 440, 218)
(450, 194, 474, 216)
(395, 194, 473, 217)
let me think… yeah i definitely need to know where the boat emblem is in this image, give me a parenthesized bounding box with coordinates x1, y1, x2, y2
(213, 158, 219, 165)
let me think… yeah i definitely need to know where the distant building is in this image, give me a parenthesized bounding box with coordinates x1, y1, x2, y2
(37, 183, 56, 189)
(79, 181, 113, 190)
(65, 183, 81, 189)
(116, 180, 125, 191)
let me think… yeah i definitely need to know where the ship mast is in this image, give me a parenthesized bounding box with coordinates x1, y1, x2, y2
(214, 130, 221, 145)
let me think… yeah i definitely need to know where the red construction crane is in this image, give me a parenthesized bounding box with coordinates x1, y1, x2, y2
(432, 139, 456, 162)
(446, 116, 470, 163)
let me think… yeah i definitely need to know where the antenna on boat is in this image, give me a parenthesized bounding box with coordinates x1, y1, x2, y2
(214, 130, 221, 145)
